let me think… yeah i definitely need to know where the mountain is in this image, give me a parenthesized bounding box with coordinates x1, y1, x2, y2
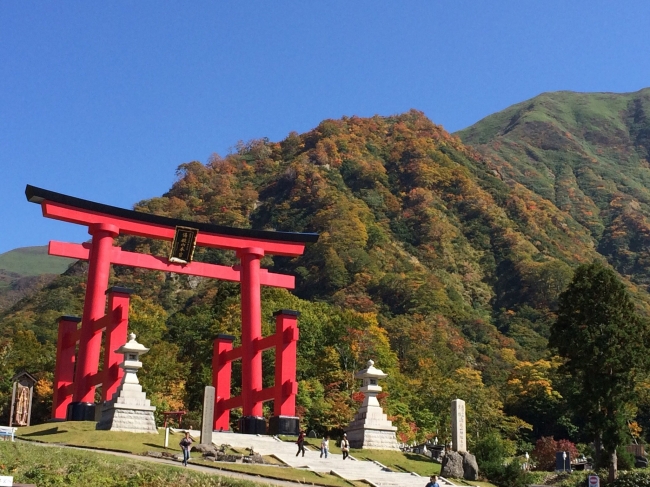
(3, 101, 650, 444)
(0, 246, 75, 312)
(458, 88, 650, 291)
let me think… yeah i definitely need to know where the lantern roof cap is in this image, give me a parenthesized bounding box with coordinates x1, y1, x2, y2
(354, 359, 388, 380)
(116, 333, 149, 355)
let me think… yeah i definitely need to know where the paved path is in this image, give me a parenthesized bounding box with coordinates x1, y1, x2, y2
(198, 430, 460, 487)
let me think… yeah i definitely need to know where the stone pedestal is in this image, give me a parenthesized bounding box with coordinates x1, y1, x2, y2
(346, 360, 399, 450)
(96, 334, 157, 433)
(239, 416, 266, 434)
(269, 415, 300, 435)
(67, 402, 96, 421)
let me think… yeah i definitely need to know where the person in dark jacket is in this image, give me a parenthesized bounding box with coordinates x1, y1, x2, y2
(179, 431, 193, 466)
(296, 430, 306, 457)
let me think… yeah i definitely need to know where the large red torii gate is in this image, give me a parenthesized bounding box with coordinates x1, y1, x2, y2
(26, 185, 318, 434)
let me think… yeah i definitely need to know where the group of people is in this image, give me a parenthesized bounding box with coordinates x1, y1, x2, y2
(180, 428, 440, 486)
(296, 431, 350, 459)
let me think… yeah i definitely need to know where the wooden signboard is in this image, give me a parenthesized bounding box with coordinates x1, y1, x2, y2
(169, 226, 198, 264)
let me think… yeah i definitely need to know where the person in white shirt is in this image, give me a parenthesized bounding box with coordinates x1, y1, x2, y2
(320, 436, 330, 458)
(341, 433, 350, 460)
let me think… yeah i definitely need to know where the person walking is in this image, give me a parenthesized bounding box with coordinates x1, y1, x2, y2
(341, 433, 350, 460)
(320, 436, 329, 458)
(425, 475, 440, 487)
(179, 431, 193, 467)
(296, 430, 306, 457)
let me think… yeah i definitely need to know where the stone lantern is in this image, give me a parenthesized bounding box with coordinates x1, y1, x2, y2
(345, 360, 399, 450)
(96, 333, 158, 433)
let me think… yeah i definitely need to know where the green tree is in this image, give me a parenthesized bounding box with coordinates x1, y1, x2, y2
(549, 261, 649, 482)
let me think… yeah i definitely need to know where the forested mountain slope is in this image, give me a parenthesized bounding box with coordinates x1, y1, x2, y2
(3, 105, 650, 446)
(458, 88, 650, 291)
(0, 246, 74, 312)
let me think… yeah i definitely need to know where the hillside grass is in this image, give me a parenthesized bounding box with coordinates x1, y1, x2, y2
(0, 441, 261, 487)
(17, 420, 168, 453)
(16, 422, 353, 486)
(0, 245, 74, 276)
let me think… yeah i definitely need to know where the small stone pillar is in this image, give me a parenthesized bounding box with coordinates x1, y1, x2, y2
(96, 333, 157, 433)
(451, 398, 466, 452)
(345, 360, 399, 450)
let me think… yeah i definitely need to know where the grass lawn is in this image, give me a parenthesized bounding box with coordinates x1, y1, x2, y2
(17, 420, 169, 454)
(16, 423, 496, 487)
(15, 423, 370, 487)
(351, 448, 441, 476)
(0, 441, 260, 487)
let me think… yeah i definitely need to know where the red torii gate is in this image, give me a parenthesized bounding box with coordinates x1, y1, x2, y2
(26, 185, 318, 434)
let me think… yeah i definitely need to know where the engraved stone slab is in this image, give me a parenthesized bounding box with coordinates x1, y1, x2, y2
(201, 386, 215, 445)
(451, 398, 466, 452)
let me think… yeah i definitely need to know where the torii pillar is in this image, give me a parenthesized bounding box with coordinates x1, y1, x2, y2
(69, 223, 118, 420)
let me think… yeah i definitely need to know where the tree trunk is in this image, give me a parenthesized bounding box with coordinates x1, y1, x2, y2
(608, 449, 617, 483)
(594, 435, 604, 468)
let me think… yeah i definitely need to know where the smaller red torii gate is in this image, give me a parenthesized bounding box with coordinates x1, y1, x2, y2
(27, 185, 318, 434)
(213, 309, 300, 434)
(52, 287, 132, 419)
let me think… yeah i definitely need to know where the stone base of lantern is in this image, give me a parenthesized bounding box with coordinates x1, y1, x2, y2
(96, 383, 157, 433)
(346, 405, 399, 450)
(96, 404, 158, 433)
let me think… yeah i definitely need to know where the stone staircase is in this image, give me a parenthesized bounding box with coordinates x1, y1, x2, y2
(183, 430, 460, 487)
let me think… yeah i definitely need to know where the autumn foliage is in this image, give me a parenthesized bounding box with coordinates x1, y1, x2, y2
(4, 96, 650, 461)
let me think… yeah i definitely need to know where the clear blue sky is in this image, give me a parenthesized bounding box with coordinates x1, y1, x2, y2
(1, 1, 649, 254)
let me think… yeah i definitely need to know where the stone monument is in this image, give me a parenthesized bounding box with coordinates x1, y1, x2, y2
(200, 386, 215, 446)
(451, 398, 466, 452)
(96, 334, 157, 433)
(345, 360, 399, 450)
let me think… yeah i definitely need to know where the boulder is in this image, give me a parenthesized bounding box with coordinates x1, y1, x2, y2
(193, 443, 217, 454)
(218, 453, 241, 462)
(441, 451, 464, 478)
(462, 452, 479, 480)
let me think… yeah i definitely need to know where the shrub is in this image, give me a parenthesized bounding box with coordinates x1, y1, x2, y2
(480, 459, 529, 487)
(612, 470, 650, 487)
(532, 436, 579, 471)
(474, 432, 510, 465)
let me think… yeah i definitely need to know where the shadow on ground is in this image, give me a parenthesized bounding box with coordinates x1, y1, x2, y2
(21, 427, 66, 436)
